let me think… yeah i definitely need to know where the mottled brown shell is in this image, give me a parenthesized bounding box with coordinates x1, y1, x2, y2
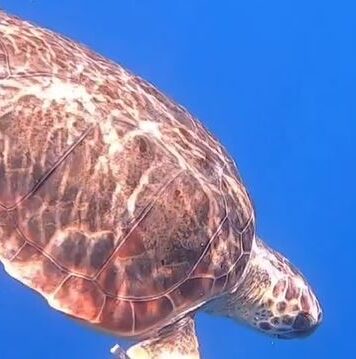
(0, 12, 255, 339)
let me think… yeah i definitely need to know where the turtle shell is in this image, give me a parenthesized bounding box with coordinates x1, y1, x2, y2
(0, 12, 255, 338)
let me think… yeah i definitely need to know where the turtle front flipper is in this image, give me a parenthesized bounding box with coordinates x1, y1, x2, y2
(125, 317, 200, 359)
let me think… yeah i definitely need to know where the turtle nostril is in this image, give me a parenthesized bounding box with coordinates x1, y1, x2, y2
(293, 312, 314, 332)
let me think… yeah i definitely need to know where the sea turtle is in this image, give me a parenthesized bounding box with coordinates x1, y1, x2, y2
(0, 11, 322, 359)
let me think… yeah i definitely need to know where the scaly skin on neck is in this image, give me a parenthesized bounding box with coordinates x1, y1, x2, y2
(206, 237, 322, 338)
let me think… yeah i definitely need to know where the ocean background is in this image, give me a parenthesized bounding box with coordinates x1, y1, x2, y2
(0, 1, 354, 358)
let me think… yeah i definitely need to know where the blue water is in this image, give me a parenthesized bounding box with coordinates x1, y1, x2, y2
(0, 1, 354, 358)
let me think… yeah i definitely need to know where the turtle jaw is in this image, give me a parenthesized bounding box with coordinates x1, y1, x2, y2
(241, 289, 323, 340)
(274, 310, 323, 339)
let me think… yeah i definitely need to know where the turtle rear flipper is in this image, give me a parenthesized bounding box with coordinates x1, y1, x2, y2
(126, 317, 200, 359)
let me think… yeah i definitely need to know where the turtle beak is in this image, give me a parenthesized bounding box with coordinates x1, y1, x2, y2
(277, 310, 323, 339)
(297, 288, 324, 337)
(277, 292, 323, 340)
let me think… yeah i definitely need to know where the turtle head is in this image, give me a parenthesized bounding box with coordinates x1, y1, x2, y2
(256, 250, 323, 340)
(210, 238, 323, 339)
